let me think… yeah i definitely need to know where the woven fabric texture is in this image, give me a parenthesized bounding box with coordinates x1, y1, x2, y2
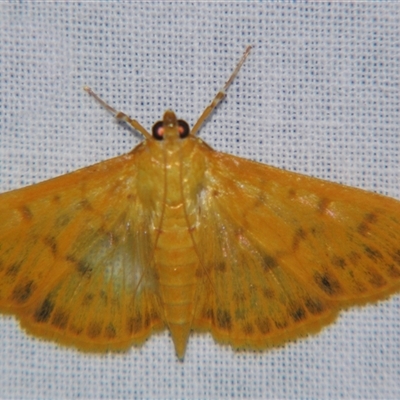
(0, 2, 399, 399)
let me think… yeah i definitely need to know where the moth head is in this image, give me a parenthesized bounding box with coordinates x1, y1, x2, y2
(152, 110, 190, 141)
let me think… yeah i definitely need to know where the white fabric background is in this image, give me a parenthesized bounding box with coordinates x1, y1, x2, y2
(0, 1, 399, 399)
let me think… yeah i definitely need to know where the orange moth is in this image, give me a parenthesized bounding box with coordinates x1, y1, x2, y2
(0, 46, 400, 360)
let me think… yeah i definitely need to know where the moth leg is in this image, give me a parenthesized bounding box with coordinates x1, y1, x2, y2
(83, 86, 152, 139)
(191, 45, 252, 136)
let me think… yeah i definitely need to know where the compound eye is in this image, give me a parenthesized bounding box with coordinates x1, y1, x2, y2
(178, 120, 190, 139)
(152, 121, 164, 140)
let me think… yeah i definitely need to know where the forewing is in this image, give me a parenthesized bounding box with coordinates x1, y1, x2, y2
(192, 151, 400, 350)
(0, 153, 163, 351)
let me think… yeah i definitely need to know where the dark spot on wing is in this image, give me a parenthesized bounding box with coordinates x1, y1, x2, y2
(19, 206, 33, 221)
(6, 262, 22, 277)
(77, 260, 93, 276)
(365, 213, 378, 223)
(348, 251, 361, 265)
(262, 287, 275, 299)
(295, 228, 307, 242)
(357, 223, 368, 236)
(364, 246, 383, 261)
(69, 323, 84, 335)
(87, 322, 102, 338)
(127, 313, 142, 334)
(331, 255, 347, 268)
(254, 192, 266, 208)
(150, 308, 160, 322)
(305, 298, 325, 314)
(263, 254, 279, 270)
(290, 306, 306, 322)
(105, 323, 117, 339)
(255, 316, 271, 334)
(217, 309, 232, 330)
(357, 213, 378, 236)
(274, 319, 288, 330)
(153, 269, 160, 281)
(127, 193, 136, 201)
(310, 226, 320, 237)
(353, 281, 367, 294)
(34, 296, 55, 323)
(52, 194, 61, 203)
(99, 290, 108, 306)
(66, 254, 77, 264)
(366, 268, 386, 288)
(216, 262, 226, 273)
(385, 263, 400, 278)
(52, 310, 70, 329)
(202, 307, 214, 322)
(143, 313, 151, 329)
(11, 280, 35, 303)
(56, 214, 72, 228)
(391, 249, 400, 266)
(43, 235, 58, 255)
(242, 323, 254, 335)
(314, 272, 342, 296)
(292, 228, 307, 251)
(82, 293, 94, 306)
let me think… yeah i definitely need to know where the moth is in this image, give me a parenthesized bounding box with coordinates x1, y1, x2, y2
(0, 46, 399, 360)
